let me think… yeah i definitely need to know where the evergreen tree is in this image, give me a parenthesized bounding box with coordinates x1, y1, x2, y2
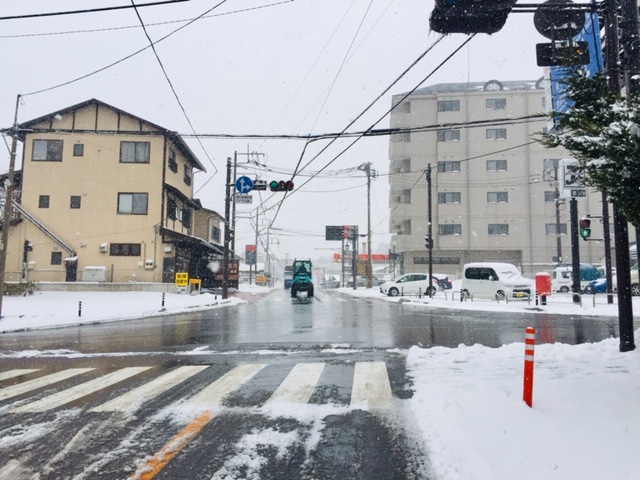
(541, 69, 640, 226)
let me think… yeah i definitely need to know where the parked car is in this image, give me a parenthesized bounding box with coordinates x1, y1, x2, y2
(379, 273, 438, 297)
(460, 262, 533, 300)
(347, 275, 385, 288)
(586, 268, 639, 295)
(551, 264, 601, 293)
(432, 273, 453, 290)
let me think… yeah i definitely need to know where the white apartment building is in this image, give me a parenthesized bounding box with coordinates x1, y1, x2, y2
(388, 79, 608, 277)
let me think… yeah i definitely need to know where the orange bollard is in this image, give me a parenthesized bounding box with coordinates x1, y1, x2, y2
(523, 326, 536, 407)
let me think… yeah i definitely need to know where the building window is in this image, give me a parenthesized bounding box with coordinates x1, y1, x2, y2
(394, 219, 412, 235)
(39, 195, 50, 208)
(395, 101, 411, 113)
(73, 144, 84, 157)
(70, 195, 81, 209)
(32, 139, 63, 161)
(167, 198, 177, 220)
(487, 192, 508, 203)
(183, 165, 192, 186)
(391, 132, 411, 142)
(118, 193, 148, 215)
(51, 252, 62, 265)
(487, 160, 508, 172)
(110, 243, 142, 256)
(485, 98, 506, 110)
(437, 130, 460, 142)
(438, 192, 461, 204)
(168, 149, 178, 173)
(181, 207, 191, 227)
(488, 224, 509, 235)
(437, 100, 460, 112)
(439, 224, 462, 236)
(120, 141, 150, 163)
(546, 223, 567, 235)
(486, 128, 507, 140)
(211, 225, 221, 243)
(392, 158, 411, 173)
(437, 161, 460, 173)
(544, 191, 557, 202)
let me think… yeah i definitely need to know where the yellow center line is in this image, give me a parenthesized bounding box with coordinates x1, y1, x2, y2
(131, 410, 213, 480)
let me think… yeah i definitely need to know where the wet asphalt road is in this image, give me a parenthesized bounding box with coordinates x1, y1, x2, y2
(0, 288, 631, 479)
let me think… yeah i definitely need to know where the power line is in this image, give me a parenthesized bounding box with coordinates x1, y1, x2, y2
(0, 0, 191, 21)
(0, 1, 294, 38)
(129, 0, 218, 173)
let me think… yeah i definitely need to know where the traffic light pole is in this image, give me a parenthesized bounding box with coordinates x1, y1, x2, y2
(426, 165, 433, 294)
(570, 199, 581, 304)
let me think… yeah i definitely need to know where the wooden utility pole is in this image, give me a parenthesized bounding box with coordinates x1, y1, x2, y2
(0, 95, 21, 317)
(359, 163, 375, 288)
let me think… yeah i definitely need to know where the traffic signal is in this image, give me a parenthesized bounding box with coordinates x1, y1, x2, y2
(536, 41, 590, 67)
(269, 180, 294, 192)
(579, 217, 591, 240)
(429, 0, 517, 35)
(424, 235, 433, 249)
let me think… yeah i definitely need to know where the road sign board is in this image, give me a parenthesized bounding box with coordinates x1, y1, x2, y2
(235, 176, 253, 193)
(533, 0, 584, 40)
(570, 189, 586, 197)
(235, 194, 253, 204)
(253, 180, 267, 191)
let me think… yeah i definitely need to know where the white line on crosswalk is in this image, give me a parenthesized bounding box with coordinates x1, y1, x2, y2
(90, 365, 209, 413)
(350, 361, 392, 410)
(264, 363, 325, 405)
(184, 364, 266, 409)
(0, 368, 95, 402)
(10, 367, 151, 413)
(0, 369, 40, 382)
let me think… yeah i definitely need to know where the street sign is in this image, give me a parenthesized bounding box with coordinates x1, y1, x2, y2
(253, 180, 267, 191)
(533, 0, 584, 40)
(570, 189, 586, 197)
(245, 244, 257, 265)
(536, 41, 590, 67)
(326, 226, 345, 241)
(235, 176, 253, 193)
(235, 194, 253, 204)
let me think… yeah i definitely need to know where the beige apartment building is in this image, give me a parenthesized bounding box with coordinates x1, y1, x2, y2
(388, 79, 609, 277)
(2, 99, 224, 285)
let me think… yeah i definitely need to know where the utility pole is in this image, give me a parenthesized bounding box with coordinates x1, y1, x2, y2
(358, 163, 375, 288)
(0, 95, 20, 318)
(231, 151, 238, 256)
(570, 198, 581, 304)
(426, 165, 434, 294)
(222, 158, 232, 299)
(606, 0, 636, 352)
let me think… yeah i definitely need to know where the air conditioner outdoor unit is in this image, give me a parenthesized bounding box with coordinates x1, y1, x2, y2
(145, 259, 154, 270)
(99, 243, 108, 253)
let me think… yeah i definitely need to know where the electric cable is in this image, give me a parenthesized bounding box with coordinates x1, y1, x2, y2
(129, 0, 218, 173)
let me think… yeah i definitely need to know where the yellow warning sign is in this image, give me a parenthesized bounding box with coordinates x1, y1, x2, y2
(175, 272, 189, 287)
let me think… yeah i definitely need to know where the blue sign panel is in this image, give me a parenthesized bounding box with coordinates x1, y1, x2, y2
(235, 176, 253, 193)
(549, 10, 604, 122)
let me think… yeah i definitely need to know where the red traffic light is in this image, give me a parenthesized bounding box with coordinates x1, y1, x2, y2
(269, 180, 294, 192)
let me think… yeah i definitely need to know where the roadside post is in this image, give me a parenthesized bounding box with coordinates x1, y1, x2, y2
(523, 327, 536, 407)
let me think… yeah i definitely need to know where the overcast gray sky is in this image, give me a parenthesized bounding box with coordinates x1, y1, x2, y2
(1, 0, 550, 268)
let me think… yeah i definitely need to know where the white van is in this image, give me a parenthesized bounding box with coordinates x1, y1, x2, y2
(461, 263, 533, 300)
(551, 264, 601, 293)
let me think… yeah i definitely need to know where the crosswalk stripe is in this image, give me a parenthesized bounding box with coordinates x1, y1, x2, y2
(0, 369, 40, 382)
(264, 363, 325, 405)
(90, 366, 209, 413)
(184, 364, 267, 409)
(0, 368, 95, 402)
(10, 367, 151, 413)
(133, 364, 267, 479)
(350, 361, 393, 410)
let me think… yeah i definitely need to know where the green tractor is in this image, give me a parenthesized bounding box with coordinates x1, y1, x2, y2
(291, 259, 314, 300)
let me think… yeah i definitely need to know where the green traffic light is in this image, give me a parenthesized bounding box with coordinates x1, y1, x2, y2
(269, 181, 279, 191)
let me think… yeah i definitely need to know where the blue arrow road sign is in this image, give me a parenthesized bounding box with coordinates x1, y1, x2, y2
(235, 176, 253, 193)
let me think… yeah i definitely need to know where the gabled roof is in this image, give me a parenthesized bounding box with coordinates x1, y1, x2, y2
(13, 98, 206, 172)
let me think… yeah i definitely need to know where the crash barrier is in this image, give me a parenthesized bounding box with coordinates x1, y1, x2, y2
(523, 326, 536, 408)
(451, 290, 531, 304)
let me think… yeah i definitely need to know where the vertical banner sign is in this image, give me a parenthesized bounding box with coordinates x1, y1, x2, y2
(245, 244, 257, 265)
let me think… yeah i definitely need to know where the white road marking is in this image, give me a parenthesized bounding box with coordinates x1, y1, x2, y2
(0, 368, 94, 402)
(350, 361, 393, 410)
(265, 363, 325, 405)
(90, 365, 209, 413)
(10, 367, 151, 413)
(184, 364, 266, 409)
(0, 369, 40, 382)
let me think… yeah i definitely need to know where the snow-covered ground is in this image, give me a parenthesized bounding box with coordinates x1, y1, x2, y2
(0, 283, 638, 479)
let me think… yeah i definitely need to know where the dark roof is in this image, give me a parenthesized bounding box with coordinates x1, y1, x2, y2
(12, 98, 206, 172)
